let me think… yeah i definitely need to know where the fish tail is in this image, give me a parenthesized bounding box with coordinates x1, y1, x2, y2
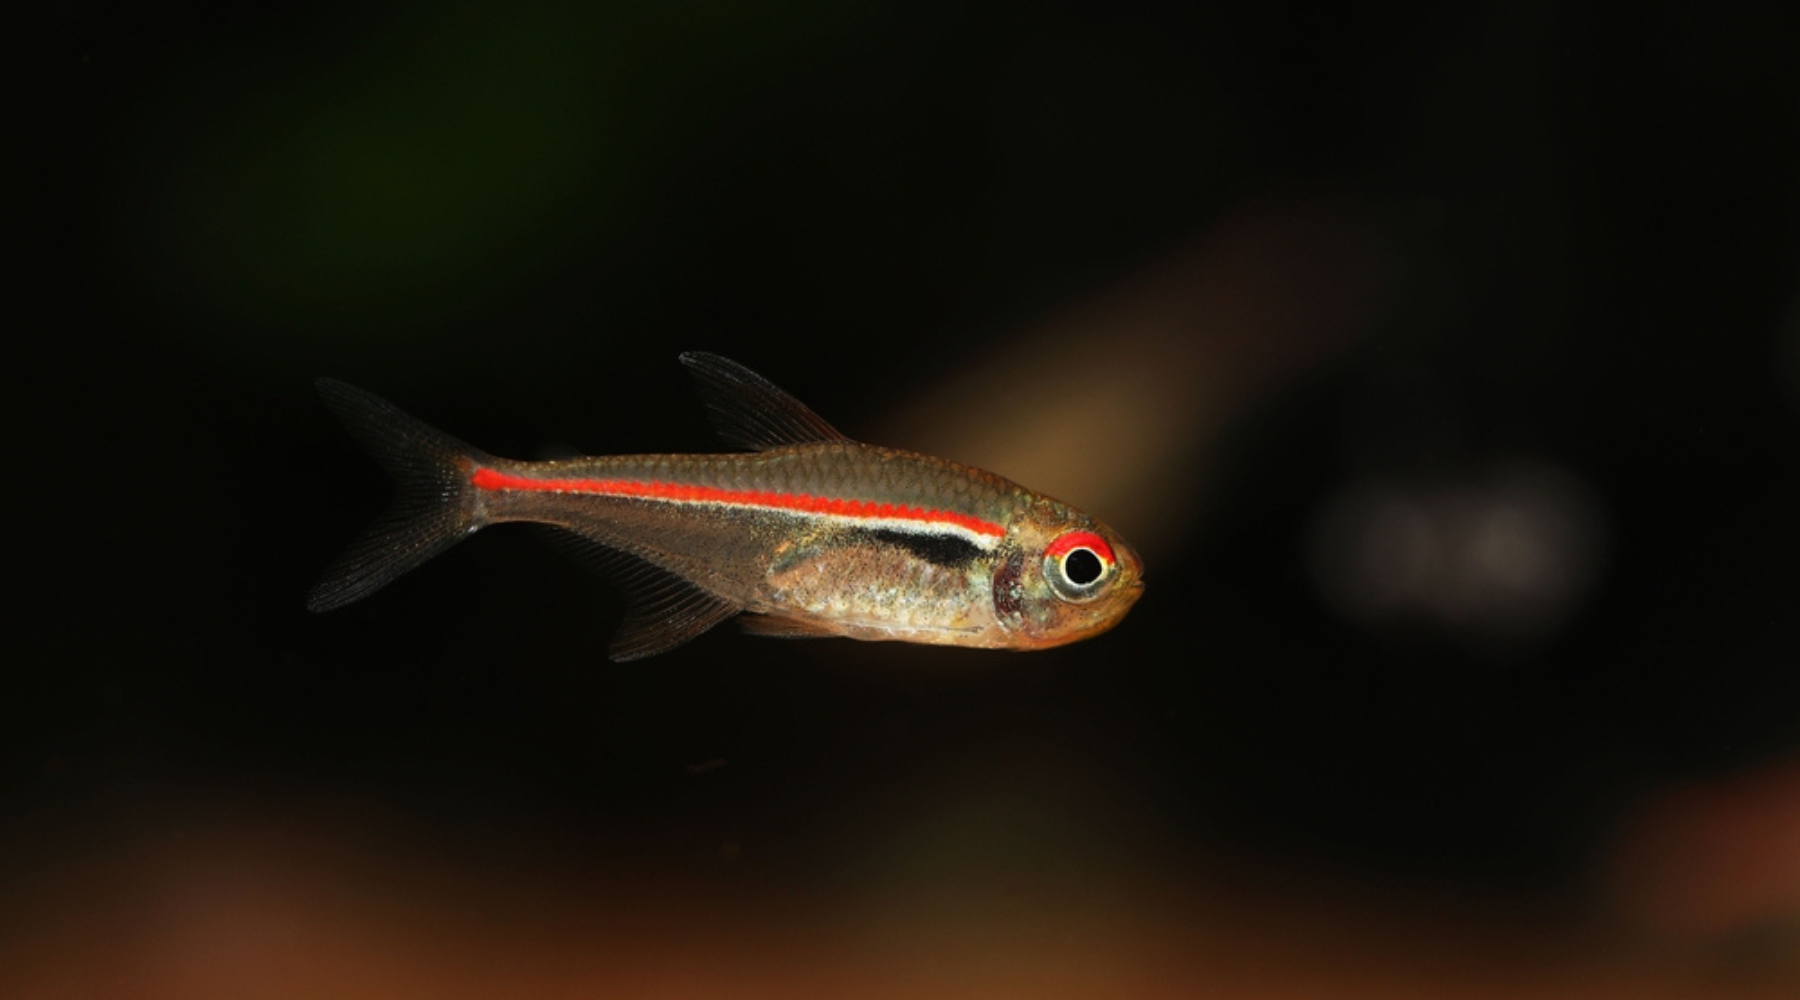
(307, 379, 494, 613)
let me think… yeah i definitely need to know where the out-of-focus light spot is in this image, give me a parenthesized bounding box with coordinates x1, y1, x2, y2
(1311, 489, 1439, 620)
(1307, 460, 1608, 653)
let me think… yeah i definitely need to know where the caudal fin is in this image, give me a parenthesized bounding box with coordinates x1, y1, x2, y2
(307, 379, 494, 613)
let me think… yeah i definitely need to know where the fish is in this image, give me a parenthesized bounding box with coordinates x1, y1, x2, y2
(308, 352, 1144, 660)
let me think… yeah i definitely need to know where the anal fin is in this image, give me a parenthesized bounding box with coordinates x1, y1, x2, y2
(541, 528, 742, 661)
(611, 573, 742, 661)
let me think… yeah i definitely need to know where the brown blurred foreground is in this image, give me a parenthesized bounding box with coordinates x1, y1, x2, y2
(4, 781, 1797, 1000)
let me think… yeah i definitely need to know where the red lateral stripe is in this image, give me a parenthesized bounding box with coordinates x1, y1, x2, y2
(471, 468, 1006, 538)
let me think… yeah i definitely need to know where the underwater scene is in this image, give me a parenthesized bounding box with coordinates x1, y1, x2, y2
(12, 4, 1800, 997)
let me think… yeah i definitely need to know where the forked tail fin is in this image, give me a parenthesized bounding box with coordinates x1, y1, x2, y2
(307, 379, 494, 612)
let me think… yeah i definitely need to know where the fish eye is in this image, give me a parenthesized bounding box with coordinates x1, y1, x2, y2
(1063, 547, 1104, 585)
(1043, 531, 1116, 603)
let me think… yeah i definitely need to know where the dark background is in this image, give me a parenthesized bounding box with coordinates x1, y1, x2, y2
(11, 2, 1799, 996)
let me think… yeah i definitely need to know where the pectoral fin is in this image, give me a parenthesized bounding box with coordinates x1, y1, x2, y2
(737, 614, 843, 639)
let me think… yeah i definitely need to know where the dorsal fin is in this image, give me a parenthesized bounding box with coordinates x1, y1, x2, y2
(678, 352, 852, 451)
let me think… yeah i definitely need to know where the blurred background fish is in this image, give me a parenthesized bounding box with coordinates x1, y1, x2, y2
(10, 2, 1800, 998)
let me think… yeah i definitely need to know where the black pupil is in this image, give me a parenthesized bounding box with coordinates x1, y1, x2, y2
(1063, 548, 1104, 586)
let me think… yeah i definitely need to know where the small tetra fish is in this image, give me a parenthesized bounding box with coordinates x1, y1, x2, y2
(309, 353, 1144, 660)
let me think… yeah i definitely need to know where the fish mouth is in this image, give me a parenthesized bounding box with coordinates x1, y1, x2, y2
(1120, 544, 1146, 585)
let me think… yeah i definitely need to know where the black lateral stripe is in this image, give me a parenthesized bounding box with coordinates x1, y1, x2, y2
(867, 528, 984, 569)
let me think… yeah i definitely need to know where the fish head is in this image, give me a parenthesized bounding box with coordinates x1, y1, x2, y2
(992, 506, 1145, 649)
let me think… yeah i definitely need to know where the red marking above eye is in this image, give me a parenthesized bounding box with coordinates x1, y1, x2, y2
(1045, 530, 1114, 565)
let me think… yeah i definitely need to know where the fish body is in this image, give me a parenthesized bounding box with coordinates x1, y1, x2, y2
(310, 353, 1143, 660)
